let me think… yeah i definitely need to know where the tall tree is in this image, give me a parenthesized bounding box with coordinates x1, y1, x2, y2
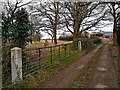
(29, 1, 63, 45)
(1, 0, 33, 86)
(116, 16, 120, 88)
(29, 15, 43, 43)
(63, 2, 107, 49)
(106, 2, 120, 46)
(12, 8, 33, 48)
(2, 0, 32, 45)
(116, 17, 120, 47)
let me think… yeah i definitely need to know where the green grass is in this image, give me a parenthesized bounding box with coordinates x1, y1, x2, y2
(70, 44, 105, 88)
(110, 44, 118, 78)
(8, 47, 90, 88)
(23, 43, 75, 76)
(33, 42, 43, 45)
(7, 43, 100, 88)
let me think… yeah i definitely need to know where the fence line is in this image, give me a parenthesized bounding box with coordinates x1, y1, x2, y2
(22, 43, 78, 78)
(2, 41, 82, 87)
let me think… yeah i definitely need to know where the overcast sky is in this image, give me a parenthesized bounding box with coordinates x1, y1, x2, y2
(0, 0, 114, 39)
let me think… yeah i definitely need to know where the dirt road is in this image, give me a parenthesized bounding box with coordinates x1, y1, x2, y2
(39, 45, 102, 88)
(85, 44, 118, 88)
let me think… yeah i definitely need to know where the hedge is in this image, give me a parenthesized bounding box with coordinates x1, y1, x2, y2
(59, 36, 73, 41)
(93, 38, 101, 44)
(76, 38, 101, 51)
(59, 35, 88, 41)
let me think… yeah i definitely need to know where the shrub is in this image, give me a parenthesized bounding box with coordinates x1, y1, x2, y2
(76, 38, 93, 51)
(76, 38, 101, 51)
(59, 36, 73, 41)
(33, 34, 41, 42)
(93, 38, 101, 44)
(77, 35, 88, 38)
(82, 39, 93, 50)
(95, 33, 103, 37)
(59, 34, 88, 41)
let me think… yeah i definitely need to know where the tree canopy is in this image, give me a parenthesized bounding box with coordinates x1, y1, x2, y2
(2, 8, 33, 48)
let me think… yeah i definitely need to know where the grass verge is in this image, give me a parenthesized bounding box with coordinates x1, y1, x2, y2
(7, 44, 100, 88)
(110, 44, 118, 82)
(7, 50, 87, 88)
(70, 44, 105, 88)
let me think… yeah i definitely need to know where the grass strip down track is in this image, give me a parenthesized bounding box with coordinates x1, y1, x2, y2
(71, 44, 105, 88)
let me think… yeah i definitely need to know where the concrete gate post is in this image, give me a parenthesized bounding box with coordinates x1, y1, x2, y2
(78, 41, 82, 51)
(11, 47, 22, 84)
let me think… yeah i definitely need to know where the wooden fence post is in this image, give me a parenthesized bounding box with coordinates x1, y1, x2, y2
(11, 47, 22, 84)
(78, 41, 82, 51)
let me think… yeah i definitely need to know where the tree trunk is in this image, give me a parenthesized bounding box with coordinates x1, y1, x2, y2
(72, 33, 77, 50)
(53, 29, 57, 45)
(52, 37, 53, 43)
(30, 35, 33, 44)
(53, 2, 59, 45)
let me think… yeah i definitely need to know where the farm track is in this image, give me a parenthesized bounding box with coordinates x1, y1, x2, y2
(38, 44, 102, 88)
(85, 44, 118, 88)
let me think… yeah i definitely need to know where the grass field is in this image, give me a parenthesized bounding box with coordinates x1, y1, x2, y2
(26, 40, 72, 49)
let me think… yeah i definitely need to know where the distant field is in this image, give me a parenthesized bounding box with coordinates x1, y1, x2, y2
(40, 40, 72, 45)
(26, 40, 73, 49)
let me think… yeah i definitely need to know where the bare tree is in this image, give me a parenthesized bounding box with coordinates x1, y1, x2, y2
(62, 2, 107, 48)
(105, 2, 120, 46)
(30, 13, 54, 43)
(45, 30, 54, 43)
(30, 1, 64, 45)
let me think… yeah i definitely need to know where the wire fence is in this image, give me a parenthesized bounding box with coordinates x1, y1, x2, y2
(1, 41, 78, 87)
(22, 43, 78, 78)
(1, 36, 101, 88)
(1, 38, 97, 87)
